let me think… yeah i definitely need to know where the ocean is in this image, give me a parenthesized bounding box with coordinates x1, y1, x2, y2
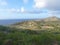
(0, 19, 30, 25)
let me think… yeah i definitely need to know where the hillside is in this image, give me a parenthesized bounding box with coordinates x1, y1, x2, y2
(10, 16, 60, 30)
(0, 25, 60, 45)
(0, 16, 60, 45)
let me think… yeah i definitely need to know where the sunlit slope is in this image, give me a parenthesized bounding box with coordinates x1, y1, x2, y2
(11, 16, 60, 30)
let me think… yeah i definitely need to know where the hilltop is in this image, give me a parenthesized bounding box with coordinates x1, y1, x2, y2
(11, 16, 60, 30)
(42, 16, 60, 21)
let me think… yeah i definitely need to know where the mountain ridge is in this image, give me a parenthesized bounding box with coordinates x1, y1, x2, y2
(11, 16, 60, 30)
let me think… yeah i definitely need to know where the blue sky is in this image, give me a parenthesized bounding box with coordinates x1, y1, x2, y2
(0, 0, 60, 19)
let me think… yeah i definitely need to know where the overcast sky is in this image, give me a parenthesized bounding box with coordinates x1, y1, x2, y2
(0, 0, 60, 19)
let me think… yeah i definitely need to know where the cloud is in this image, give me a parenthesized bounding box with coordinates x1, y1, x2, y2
(33, 0, 46, 9)
(0, 8, 25, 13)
(0, 7, 47, 14)
(0, 8, 18, 13)
(47, 10, 60, 17)
(20, 7, 25, 13)
(33, 0, 60, 11)
(46, 0, 60, 10)
(44, 0, 60, 17)
(20, 8, 46, 14)
(17, 8, 46, 14)
(33, 0, 60, 15)
(25, 11, 44, 14)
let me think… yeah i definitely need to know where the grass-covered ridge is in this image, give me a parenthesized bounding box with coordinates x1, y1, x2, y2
(0, 25, 60, 45)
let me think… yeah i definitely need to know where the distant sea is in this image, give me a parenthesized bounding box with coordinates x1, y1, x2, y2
(0, 19, 32, 26)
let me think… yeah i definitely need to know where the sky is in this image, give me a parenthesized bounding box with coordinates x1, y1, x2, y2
(0, 0, 60, 19)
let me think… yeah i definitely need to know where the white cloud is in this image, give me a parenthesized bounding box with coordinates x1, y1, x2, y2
(33, 0, 46, 9)
(0, 8, 18, 13)
(33, 0, 60, 11)
(47, 10, 60, 17)
(46, 0, 60, 10)
(0, 7, 45, 14)
(20, 7, 25, 13)
(0, 8, 24, 13)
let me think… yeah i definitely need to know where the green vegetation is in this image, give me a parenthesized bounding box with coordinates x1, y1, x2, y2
(12, 17, 60, 30)
(0, 17, 60, 45)
(0, 25, 60, 45)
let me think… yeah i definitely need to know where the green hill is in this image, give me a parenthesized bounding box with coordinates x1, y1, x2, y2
(11, 16, 60, 31)
(0, 16, 60, 45)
